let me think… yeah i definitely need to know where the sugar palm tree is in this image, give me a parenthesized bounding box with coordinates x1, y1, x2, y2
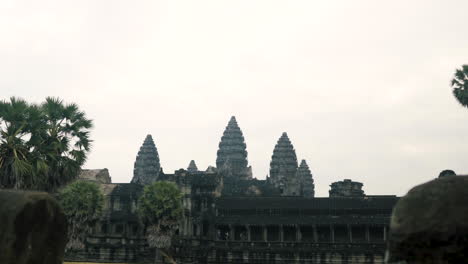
(58, 180, 104, 252)
(138, 181, 183, 264)
(0, 97, 92, 191)
(0, 98, 38, 189)
(38, 97, 93, 191)
(452, 65, 468, 107)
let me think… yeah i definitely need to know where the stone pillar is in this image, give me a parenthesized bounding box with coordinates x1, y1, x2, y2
(348, 224, 353, 243)
(247, 225, 251, 241)
(330, 224, 335, 243)
(263, 226, 268, 242)
(383, 226, 387, 241)
(365, 225, 370, 242)
(296, 225, 302, 242)
(313, 224, 318, 242)
(229, 224, 234, 241)
(280, 225, 284, 242)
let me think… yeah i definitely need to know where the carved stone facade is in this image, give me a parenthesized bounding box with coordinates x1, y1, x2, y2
(66, 117, 397, 264)
(187, 160, 198, 173)
(216, 116, 252, 180)
(131, 135, 160, 185)
(297, 160, 315, 198)
(330, 179, 365, 198)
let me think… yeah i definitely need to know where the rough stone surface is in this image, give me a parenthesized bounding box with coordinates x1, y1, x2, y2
(438, 169, 456, 178)
(269, 132, 299, 195)
(131, 134, 160, 185)
(187, 160, 198, 173)
(0, 190, 67, 264)
(216, 116, 250, 179)
(79, 168, 112, 184)
(387, 176, 468, 263)
(329, 179, 365, 198)
(297, 159, 315, 197)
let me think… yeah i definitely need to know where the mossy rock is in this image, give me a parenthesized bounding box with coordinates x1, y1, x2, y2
(387, 176, 468, 263)
(0, 190, 67, 264)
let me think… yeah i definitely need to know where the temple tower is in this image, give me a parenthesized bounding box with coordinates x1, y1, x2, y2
(131, 134, 160, 185)
(296, 159, 315, 197)
(216, 116, 251, 179)
(269, 132, 299, 195)
(329, 179, 365, 198)
(187, 160, 198, 173)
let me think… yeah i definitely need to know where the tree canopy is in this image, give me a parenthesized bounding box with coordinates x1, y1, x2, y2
(451, 65, 468, 107)
(58, 180, 104, 251)
(138, 181, 183, 263)
(0, 97, 93, 191)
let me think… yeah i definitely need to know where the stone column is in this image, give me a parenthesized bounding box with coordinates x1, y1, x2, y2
(313, 224, 318, 242)
(247, 225, 251, 241)
(280, 225, 284, 242)
(229, 224, 234, 241)
(365, 225, 370, 242)
(330, 224, 335, 243)
(383, 226, 387, 241)
(348, 224, 353, 243)
(296, 225, 302, 242)
(263, 226, 268, 242)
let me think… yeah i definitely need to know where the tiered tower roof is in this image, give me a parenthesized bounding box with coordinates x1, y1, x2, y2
(216, 116, 249, 179)
(131, 134, 160, 185)
(269, 132, 298, 187)
(297, 159, 315, 197)
(187, 160, 198, 173)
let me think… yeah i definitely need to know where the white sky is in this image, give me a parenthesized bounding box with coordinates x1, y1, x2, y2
(2, 0, 468, 197)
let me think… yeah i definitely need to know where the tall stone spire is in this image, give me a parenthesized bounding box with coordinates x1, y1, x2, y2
(269, 132, 299, 195)
(131, 134, 160, 185)
(297, 159, 315, 197)
(216, 116, 251, 179)
(187, 160, 198, 173)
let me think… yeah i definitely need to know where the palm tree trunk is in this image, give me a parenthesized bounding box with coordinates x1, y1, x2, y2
(159, 248, 177, 264)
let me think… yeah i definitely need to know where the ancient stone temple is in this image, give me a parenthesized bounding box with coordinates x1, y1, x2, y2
(216, 116, 252, 180)
(131, 134, 160, 185)
(297, 159, 315, 197)
(187, 160, 198, 173)
(66, 117, 398, 264)
(330, 179, 365, 198)
(269, 132, 300, 195)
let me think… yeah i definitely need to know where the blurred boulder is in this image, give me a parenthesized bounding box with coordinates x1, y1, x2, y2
(0, 190, 67, 264)
(438, 169, 456, 178)
(386, 176, 468, 263)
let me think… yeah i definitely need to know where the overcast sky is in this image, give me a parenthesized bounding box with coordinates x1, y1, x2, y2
(2, 0, 468, 196)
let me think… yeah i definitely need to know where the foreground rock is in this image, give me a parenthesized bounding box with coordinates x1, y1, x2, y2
(387, 176, 468, 263)
(0, 190, 67, 264)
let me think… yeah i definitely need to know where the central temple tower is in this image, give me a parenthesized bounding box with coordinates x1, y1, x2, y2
(216, 116, 252, 179)
(269, 132, 299, 195)
(131, 134, 160, 185)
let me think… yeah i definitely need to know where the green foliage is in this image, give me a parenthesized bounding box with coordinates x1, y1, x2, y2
(138, 181, 183, 223)
(58, 180, 104, 251)
(138, 181, 183, 249)
(452, 65, 468, 108)
(0, 97, 93, 191)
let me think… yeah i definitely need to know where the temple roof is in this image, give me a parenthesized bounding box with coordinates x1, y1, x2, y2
(131, 134, 160, 185)
(297, 159, 315, 197)
(187, 160, 198, 173)
(216, 116, 249, 178)
(269, 132, 298, 182)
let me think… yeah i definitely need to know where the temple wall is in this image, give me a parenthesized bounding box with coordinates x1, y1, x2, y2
(66, 170, 395, 264)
